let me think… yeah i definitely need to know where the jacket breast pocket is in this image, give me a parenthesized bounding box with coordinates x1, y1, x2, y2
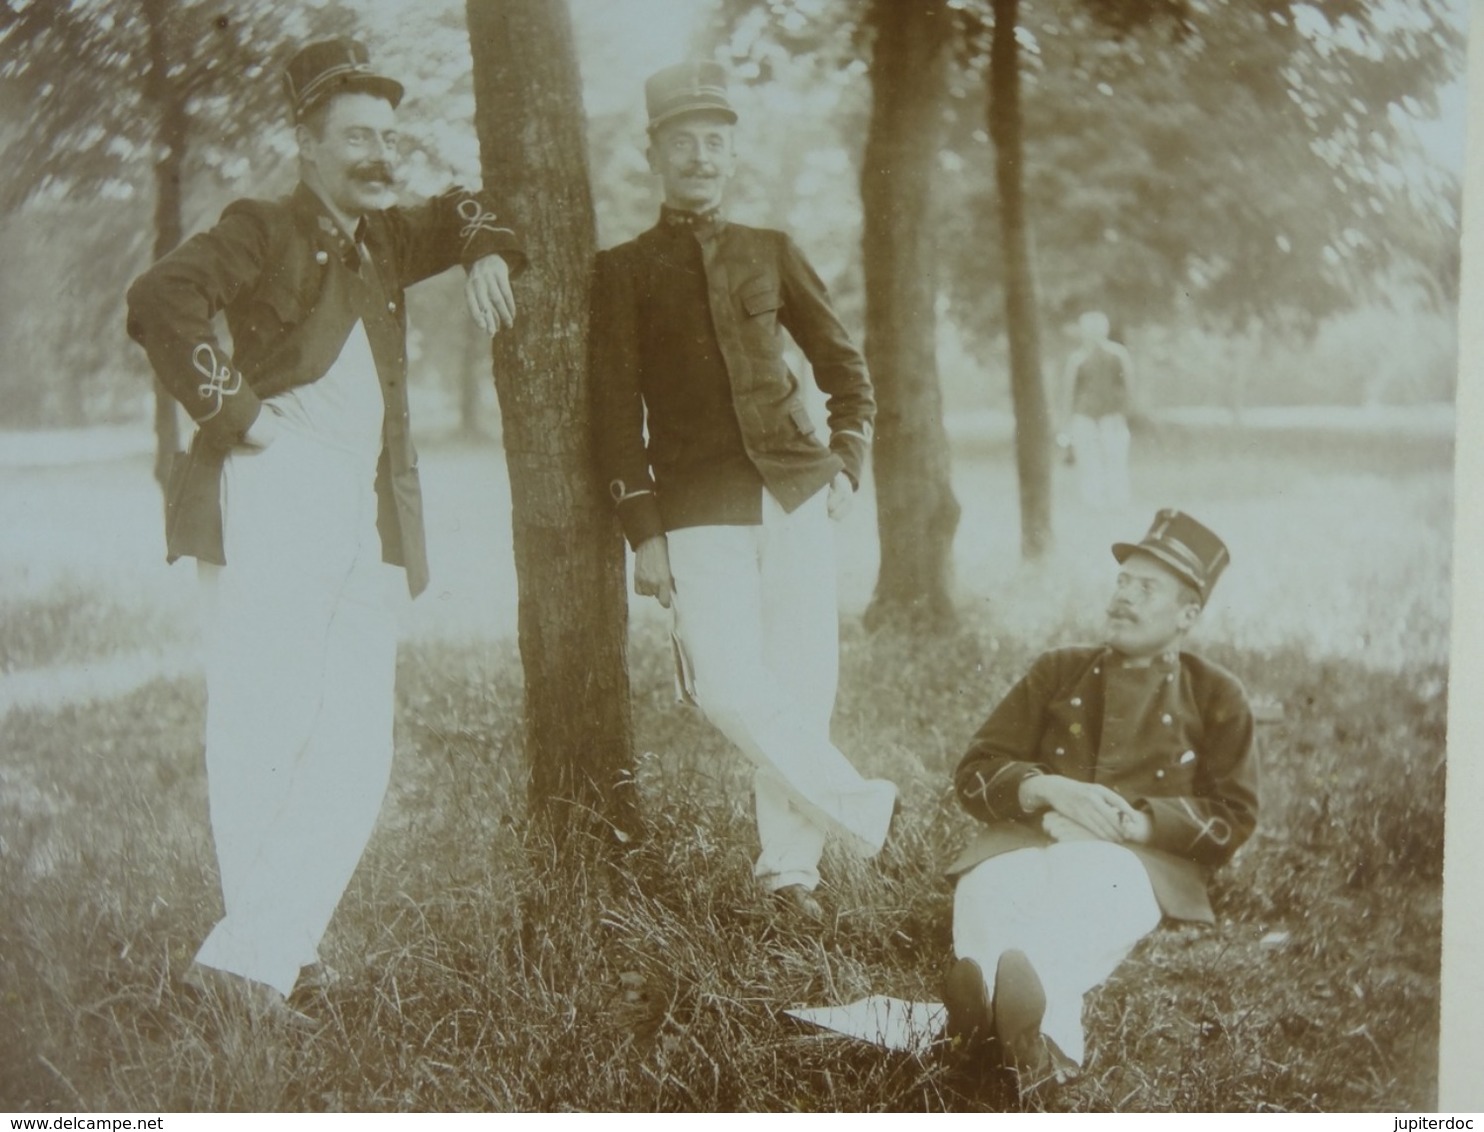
(245, 279, 306, 336)
(738, 285, 783, 361)
(256, 252, 325, 329)
(740, 285, 781, 318)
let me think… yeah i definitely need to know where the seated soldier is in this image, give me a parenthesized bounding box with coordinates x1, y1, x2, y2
(943, 509, 1259, 1092)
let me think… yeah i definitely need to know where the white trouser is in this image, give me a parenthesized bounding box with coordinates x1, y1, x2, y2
(666, 489, 896, 892)
(1070, 413, 1131, 508)
(953, 841, 1162, 1065)
(194, 426, 402, 996)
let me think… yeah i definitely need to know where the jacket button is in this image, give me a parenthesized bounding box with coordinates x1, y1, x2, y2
(1054, 747, 1065, 757)
(1156, 769, 1165, 779)
(1161, 713, 1173, 725)
(387, 300, 397, 313)
(1070, 697, 1082, 708)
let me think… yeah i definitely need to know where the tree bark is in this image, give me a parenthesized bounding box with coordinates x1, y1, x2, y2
(988, 0, 1053, 558)
(466, 0, 638, 845)
(142, 0, 184, 499)
(860, 0, 960, 632)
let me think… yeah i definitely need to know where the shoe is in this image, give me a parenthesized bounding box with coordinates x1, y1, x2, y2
(942, 957, 993, 1047)
(772, 884, 826, 923)
(993, 949, 1056, 1093)
(991, 950, 1079, 1093)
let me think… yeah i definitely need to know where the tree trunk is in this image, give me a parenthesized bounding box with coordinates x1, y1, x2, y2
(860, 0, 960, 632)
(142, 0, 184, 499)
(988, 0, 1053, 558)
(466, 0, 638, 845)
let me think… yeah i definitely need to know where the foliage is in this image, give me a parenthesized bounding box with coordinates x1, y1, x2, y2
(700, 0, 1464, 356)
(0, 0, 1464, 429)
(940, 0, 1465, 348)
(0, 0, 365, 211)
(0, 0, 352, 430)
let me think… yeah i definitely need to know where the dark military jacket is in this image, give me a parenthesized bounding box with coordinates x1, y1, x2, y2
(591, 209, 874, 550)
(948, 646, 1259, 923)
(126, 182, 525, 597)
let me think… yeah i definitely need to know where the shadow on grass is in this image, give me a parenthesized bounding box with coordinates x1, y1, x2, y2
(0, 616, 1444, 1111)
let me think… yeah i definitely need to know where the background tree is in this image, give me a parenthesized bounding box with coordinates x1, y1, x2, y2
(466, 0, 639, 843)
(857, 0, 962, 627)
(703, 0, 963, 628)
(985, 0, 1054, 558)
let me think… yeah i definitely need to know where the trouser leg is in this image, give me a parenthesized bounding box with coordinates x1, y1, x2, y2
(750, 491, 840, 890)
(952, 841, 1162, 1065)
(1100, 414, 1132, 507)
(667, 498, 895, 866)
(193, 436, 398, 996)
(1069, 414, 1104, 507)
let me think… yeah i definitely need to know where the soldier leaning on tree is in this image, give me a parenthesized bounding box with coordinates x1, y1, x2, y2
(590, 62, 897, 922)
(125, 36, 526, 1025)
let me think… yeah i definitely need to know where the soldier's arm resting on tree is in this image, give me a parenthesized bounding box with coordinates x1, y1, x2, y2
(381, 187, 526, 292)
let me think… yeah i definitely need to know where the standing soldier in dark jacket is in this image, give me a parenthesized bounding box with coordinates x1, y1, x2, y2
(125, 37, 525, 1021)
(943, 510, 1258, 1092)
(591, 62, 895, 921)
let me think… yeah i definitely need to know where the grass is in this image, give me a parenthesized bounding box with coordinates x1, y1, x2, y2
(0, 425, 1452, 1112)
(0, 622, 1445, 1112)
(0, 583, 190, 673)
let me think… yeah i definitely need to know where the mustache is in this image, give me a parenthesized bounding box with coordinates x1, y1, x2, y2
(350, 162, 396, 185)
(681, 164, 717, 178)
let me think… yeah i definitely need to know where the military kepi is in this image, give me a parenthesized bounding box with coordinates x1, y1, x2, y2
(645, 61, 738, 131)
(1113, 509, 1230, 603)
(284, 37, 404, 121)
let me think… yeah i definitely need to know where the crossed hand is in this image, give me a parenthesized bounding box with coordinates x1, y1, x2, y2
(1022, 775, 1153, 845)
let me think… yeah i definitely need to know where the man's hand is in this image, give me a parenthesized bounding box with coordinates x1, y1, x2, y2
(1042, 811, 1101, 842)
(1116, 807, 1153, 845)
(1020, 775, 1140, 842)
(634, 535, 675, 609)
(826, 471, 854, 521)
(465, 254, 515, 337)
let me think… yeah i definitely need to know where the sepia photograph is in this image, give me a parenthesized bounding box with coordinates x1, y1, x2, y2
(0, 0, 1474, 1114)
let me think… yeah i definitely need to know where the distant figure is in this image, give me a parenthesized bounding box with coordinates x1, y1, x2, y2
(1062, 311, 1135, 509)
(125, 37, 525, 1024)
(942, 510, 1257, 1095)
(590, 62, 895, 922)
